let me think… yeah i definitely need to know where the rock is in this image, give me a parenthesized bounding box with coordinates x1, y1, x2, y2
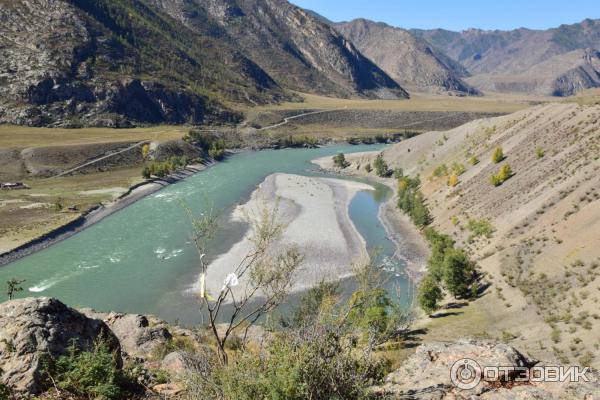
(0, 298, 120, 395)
(160, 351, 210, 376)
(152, 383, 183, 397)
(81, 311, 171, 359)
(373, 339, 599, 399)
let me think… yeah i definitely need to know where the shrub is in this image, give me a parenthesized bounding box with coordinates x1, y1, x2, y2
(208, 143, 225, 160)
(365, 163, 372, 173)
(490, 174, 502, 186)
(432, 164, 448, 177)
(142, 166, 151, 179)
(373, 154, 391, 177)
(42, 339, 128, 400)
(216, 326, 385, 400)
(418, 274, 443, 315)
(536, 147, 545, 159)
(333, 153, 349, 168)
(467, 218, 495, 239)
(392, 168, 404, 179)
(498, 163, 513, 181)
(469, 156, 480, 165)
(451, 162, 466, 175)
(447, 173, 459, 187)
(492, 146, 504, 163)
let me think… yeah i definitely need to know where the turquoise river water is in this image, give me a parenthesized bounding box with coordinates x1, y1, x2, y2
(0, 144, 413, 325)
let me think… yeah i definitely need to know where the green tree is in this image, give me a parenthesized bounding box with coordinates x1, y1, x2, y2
(469, 156, 479, 165)
(373, 154, 390, 177)
(332, 153, 349, 168)
(6, 278, 25, 300)
(492, 146, 504, 163)
(442, 248, 474, 298)
(411, 192, 431, 227)
(141, 166, 151, 179)
(418, 274, 443, 315)
(498, 163, 513, 181)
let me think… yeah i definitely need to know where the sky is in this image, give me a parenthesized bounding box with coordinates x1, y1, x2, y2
(290, 0, 600, 31)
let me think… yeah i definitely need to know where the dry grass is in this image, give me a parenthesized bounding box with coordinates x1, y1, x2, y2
(244, 91, 541, 118)
(0, 125, 188, 149)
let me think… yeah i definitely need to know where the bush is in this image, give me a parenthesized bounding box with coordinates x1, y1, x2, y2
(536, 147, 545, 159)
(451, 162, 466, 175)
(42, 340, 128, 400)
(365, 163, 372, 173)
(333, 153, 349, 168)
(373, 154, 391, 177)
(432, 164, 448, 177)
(447, 173, 459, 187)
(418, 274, 443, 315)
(492, 146, 504, 163)
(490, 163, 513, 186)
(216, 327, 385, 400)
(392, 168, 404, 179)
(469, 156, 479, 165)
(467, 218, 495, 239)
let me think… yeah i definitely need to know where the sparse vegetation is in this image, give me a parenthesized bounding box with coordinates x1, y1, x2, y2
(6, 278, 25, 300)
(373, 154, 392, 177)
(467, 218, 495, 239)
(536, 147, 545, 159)
(492, 146, 505, 163)
(142, 156, 191, 179)
(469, 156, 479, 165)
(333, 153, 350, 168)
(490, 163, 513, 186)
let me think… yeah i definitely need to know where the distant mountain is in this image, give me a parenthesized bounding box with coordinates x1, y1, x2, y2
(412, 19, 600, 96)
(336, 19, 479, 95)
(0, 0, 406, 128)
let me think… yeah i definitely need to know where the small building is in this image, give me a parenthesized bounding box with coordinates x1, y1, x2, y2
(0, 182, 29, 190)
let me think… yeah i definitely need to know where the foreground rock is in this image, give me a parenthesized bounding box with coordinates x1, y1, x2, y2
(0, 298, 120, 395)
(373, 339, 599, 399)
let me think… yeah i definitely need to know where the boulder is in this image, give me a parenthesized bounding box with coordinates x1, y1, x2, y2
(81, 311, 172, 359)
(0, 297, 119, 395)
(373, 339, 599, 399)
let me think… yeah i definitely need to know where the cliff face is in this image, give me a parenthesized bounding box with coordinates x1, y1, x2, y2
(336, 19, 479, 96)
(150, 0, 408, 99)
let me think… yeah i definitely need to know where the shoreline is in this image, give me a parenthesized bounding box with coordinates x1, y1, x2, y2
(311, 152, 430, 284)
(0, 164, 208, 267)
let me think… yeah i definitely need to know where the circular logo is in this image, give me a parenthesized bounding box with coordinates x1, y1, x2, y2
(450, 358, 482, 390)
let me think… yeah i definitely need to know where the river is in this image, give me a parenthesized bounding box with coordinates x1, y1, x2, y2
(0, 144, 412, 325)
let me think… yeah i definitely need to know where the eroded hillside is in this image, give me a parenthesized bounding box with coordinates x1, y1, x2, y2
(341, 103, 600, 367)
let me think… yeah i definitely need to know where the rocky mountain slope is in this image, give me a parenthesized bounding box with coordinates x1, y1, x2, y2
(149, 0, 407, 100)
(336, 19, 479, 96)
(412, 19, 600, 96)
(0, 0, 406, 128)
(337, 102, 600, 368)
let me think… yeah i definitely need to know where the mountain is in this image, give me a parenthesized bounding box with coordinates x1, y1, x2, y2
(336, 19, 479, 95)
(150, 0, 407, 100)
(0, 0, 406, 128)
(412, 19, 600, 96)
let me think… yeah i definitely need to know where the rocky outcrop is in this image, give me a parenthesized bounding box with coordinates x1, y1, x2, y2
(373, 340, 599, 399)
(336, 19, 479, 96)
(0, 297, 120, 395)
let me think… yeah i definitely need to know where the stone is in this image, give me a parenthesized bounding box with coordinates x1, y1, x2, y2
(0, 297, 120, 395)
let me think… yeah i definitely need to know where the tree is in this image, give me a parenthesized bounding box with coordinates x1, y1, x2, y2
(492, 146, 504, 163)
(332, 153, 349, 168)
(442, 248, 474, 298)
(498, 163, 513, 182)
(536, 147, 545, 159)
(186, 201, 302, 365)
(142, 166, 151, 179)
(411, 192, 430, 227)
(373, 154, 390, 177)
(418, 274, 443, 315)
(141, 143, 150, 160)
(447, 173, 459, 187)
(6, 278, 25, 300)
(469, 156, 479, 165)
(365, 163, 372, 173)
(392, 168, 404, 179)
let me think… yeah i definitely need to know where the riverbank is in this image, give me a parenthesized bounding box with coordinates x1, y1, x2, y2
(0, 164, 207, 266)
(203, 173, 373, 297)
(312, 152, 430, 283)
